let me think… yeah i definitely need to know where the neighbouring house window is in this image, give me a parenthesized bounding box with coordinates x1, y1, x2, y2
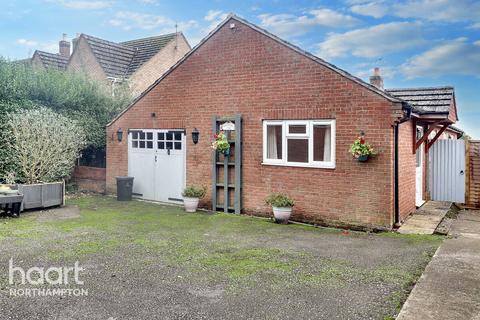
(263, 120, 335, 168)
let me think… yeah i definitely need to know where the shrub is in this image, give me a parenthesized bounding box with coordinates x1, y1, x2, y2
(182, 185, 207, 198)
(265, 193, 294, 207)
(5, 107, 86, 184)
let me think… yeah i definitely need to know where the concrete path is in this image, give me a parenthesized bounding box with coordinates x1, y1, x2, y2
(397, 201, 451, 235)
(397, 210, 480, 320)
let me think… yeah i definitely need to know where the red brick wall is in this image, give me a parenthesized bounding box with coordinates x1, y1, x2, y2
(397, 120, 416, 222)
(107, 18, 400, 229)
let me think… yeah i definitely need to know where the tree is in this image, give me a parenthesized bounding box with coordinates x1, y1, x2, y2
(5, 107, 86, 184)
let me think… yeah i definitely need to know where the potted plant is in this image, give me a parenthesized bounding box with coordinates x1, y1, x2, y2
(211, 131, 230, 156)
(349, 135, 376, 162)
(4, 108, 86, 210)
(182, 185, 206, 213)
(265, 193, 294, 224)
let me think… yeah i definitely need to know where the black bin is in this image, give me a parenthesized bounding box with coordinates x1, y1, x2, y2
(116, 176, 134, 201)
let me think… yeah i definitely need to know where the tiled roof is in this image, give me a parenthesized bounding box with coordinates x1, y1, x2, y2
(35, 50, 69, 70)
(82, 34, 135, 79)
(82, 33, 178, 79)
(120, 33, 178, 77)
(386, 86, 454, 115)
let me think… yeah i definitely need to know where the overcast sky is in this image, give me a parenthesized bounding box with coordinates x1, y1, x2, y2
(1, 0, 479, 137)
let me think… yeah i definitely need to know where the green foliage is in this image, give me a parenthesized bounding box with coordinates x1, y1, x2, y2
(349, 136, 376, 158)
(182, 185, 207, 198)
(211, 131, 230, 153)
(265, 193, 294, 207)
(5, 107, 86, 183)
(0, 57, 132, 179)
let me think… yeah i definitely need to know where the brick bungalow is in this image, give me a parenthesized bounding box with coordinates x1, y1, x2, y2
(106, 14, 459, 230)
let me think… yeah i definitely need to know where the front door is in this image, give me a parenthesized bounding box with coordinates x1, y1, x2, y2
(416, 126, 425, 207)
(128, 129, 185, 203)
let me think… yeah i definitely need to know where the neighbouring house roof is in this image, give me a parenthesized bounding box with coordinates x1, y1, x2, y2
(386, 86, 454, 115)
(447, 125, 464, 135)
(81, 33, 179, 79)
(34, 50, 69, 70)
(107, 13, 404, 127)
(120, 33, 178, 77)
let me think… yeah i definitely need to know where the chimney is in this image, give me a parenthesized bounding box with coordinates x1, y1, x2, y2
(72, 33, 80, 52)
(369, 67, 384, 90)
(59, 33, 70, 58)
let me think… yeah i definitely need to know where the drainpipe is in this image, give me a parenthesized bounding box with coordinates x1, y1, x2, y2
(394, 102, 412, 226)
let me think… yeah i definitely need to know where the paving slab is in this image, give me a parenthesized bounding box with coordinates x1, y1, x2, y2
(397, 210, 480, 320)
(398, 201, 452, 235)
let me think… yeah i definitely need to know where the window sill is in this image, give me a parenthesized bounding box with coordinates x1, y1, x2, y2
(261, 162, 336, 169)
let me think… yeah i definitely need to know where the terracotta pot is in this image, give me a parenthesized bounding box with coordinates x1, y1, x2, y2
(183, 197, 200, 213)
(272, 206, 292, 224)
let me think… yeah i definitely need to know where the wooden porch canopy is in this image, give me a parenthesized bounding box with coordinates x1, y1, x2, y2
(412, 116, 453, 154)
(386, 86, 458, 155)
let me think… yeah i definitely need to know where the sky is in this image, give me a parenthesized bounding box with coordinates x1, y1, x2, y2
(1, 0, 479, 137)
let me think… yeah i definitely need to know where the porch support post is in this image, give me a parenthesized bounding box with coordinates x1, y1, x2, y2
(413, 120, 442, 154)
(426, 123, 449, 151)
(412, 118, 417, 154)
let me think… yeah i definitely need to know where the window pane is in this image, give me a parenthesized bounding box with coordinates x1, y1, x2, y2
(132, 132, 138, 139)
(166, 133, 173, 140)
(289, 124, 306, 134)
(147, 132, 153, 140)
(174, 142, 182, 150)
(166, 142, 173, 149)
(313, 125, 331, 162)
(147, 141, 153, 149)
(287, 139, 308, 163)
(174, 132, 181, 140)
(132, 141, 138, 148)
(158, 142, 165, 149)
(266, 125, 282, 160)
(158, 132, 164, 140)
(139, 141, 145, 148)
(139, 132, 145, 139)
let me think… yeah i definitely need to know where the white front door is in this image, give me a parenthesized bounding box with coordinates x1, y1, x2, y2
(128, 129, 186, 203)
(415, 126, 425, 207)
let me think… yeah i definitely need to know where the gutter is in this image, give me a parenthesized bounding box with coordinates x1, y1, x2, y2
(393, 102, 412, 226)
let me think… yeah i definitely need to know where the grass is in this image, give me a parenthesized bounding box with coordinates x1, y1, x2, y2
(0, 195, 443, 319)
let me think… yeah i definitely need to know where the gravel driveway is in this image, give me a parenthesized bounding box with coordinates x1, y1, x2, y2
(0, 196, 442, 320)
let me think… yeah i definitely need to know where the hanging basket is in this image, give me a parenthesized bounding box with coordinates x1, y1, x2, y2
(221, 148, 231, 157)
(356, 155, 369, 162)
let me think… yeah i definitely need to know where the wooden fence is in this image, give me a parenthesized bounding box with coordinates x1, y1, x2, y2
(465, 140, 480, 208)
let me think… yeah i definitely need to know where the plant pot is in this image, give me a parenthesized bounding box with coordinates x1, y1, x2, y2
(183, 197, 200, 213)
(356, 155, 369, 162)
(221, 148, 230, 157)
(17, 181, 64, 211)
(272, 206, 292, 224)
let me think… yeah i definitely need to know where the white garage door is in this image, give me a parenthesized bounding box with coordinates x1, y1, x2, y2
(128, 129, 186, 203)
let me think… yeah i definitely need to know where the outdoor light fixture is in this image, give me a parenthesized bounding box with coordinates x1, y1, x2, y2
(192, 128, 199, 144)
(117, 128, 123, 142)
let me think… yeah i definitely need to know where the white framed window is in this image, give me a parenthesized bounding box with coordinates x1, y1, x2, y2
(262, 119, 336, 169)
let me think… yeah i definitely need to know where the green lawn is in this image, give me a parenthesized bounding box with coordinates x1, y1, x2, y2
(0, 195, 443, 319)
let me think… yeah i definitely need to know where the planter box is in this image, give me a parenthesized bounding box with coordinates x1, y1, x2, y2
(17, 181, 65, 210)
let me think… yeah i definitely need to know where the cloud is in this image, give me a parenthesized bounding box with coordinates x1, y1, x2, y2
(349, 0, 480, 23)
(393, 0, 480, 23)
(47, 0, 113, 9)
(468, 22, 480, 29)
(108, 11, 197, 33)
(16, 39, 38, 47)
(204, 10, 228, 31)
(350, 1, 389, 18)
(258, 9, 360, 37)
(401, 38, 480, 78)
(317, 21, 424, 59)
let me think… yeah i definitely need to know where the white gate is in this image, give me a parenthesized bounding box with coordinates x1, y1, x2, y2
(429, 139, 465, 203)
